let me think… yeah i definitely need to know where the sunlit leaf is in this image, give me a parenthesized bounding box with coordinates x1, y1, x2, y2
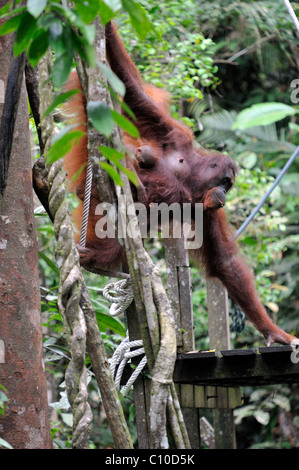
(27, 0, 47, 18)
(232, 102, 297, 130)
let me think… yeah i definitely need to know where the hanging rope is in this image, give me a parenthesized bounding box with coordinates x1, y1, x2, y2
(109, 334, 147, 396)
(79, 158, 93, 248)
(77, 150, 142, 394)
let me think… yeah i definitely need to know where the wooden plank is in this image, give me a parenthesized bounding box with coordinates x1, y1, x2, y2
(194, 386, 206, 408)
(180, 384, 194, 407)
(228, 388, 243, 409)
(173, 346, 299, 387)
(206, 386, 217, 408)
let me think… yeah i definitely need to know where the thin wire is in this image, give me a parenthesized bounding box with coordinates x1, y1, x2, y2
(283, 0, 299, 33)
(236, 146, 299, 237)
(237, 2, 299, 237)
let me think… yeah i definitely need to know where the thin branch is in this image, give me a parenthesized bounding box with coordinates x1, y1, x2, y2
(226, 34, 275, 63)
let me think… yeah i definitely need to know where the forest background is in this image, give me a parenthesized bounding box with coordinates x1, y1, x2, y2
(1, 0, 299, 449)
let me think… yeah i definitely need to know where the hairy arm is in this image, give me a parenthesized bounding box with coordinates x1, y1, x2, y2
(199, 210, 298, 346)
(105, 22, 173, 140)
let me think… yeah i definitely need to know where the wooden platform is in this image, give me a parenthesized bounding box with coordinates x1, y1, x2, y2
(173, 345, 299, 387)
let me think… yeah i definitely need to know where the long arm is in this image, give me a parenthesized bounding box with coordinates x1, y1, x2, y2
(105, 22, 173, 140)
(199, 210, 299, 346)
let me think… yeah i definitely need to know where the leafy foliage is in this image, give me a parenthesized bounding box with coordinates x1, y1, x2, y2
(3, 0, 299, 449)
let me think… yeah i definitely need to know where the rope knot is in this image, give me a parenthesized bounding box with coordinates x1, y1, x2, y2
(103, 278, 134, 316)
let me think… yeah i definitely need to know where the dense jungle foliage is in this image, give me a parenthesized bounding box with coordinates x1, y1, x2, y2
(2, 0, 298, 449)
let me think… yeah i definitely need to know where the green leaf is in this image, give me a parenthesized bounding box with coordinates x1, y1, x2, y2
(27, 28, 49, 67)
(108, 85, 136, 120)
(236, 151, 257, 169)
(0, 2, 12, 17)
(38, 251, 60, 276)
(46, 128, 85, 164)
(87, 101, 115, 137)
(98, 0, 118, 25)
(99, 162, 123, 186)
(95, 311, 126, 336)
(0, 13, 23, 36)
(232, 102, 297, 130)
(97, 61, 125, 97)
(99, 145, 124, 161)
(121, 0, 152, 40)
(42, 90, 79, 119)
(111, 110, 139, 137)
(71, 29, 96, 67)
(27, 0, 47, 18)
(75, 0, 99, 24)
(13, 12, 37, 56)
(99, 145, 138, 186)
(52, 51, 73, 87)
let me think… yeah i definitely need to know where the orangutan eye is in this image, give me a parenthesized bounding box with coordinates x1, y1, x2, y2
(179, 158, 184, 163)
(210, 163, 217, 169)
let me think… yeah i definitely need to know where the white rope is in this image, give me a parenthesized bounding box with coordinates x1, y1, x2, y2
(110, 334, 147, 396)
(79, 158, 93, 248)
(77, 153, 144, 394)
(103, 278, 134, 316)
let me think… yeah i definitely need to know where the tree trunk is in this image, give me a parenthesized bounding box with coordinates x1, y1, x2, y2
(0, 27, 52, 449)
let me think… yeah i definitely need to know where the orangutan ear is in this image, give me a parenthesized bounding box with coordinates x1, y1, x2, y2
(136, 145, 157, 168)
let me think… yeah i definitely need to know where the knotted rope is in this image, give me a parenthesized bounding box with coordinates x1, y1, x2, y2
(109, 335, 147, 396)
(103, 278, 134, 316)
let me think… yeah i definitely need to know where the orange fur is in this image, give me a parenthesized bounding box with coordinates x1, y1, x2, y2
(61, 22, 299, 346)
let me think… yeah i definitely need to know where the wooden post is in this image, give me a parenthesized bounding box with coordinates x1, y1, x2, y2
(164, 236, 200, 448)
(206, 278, 237, 449)
(126, 303, 151, 449)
